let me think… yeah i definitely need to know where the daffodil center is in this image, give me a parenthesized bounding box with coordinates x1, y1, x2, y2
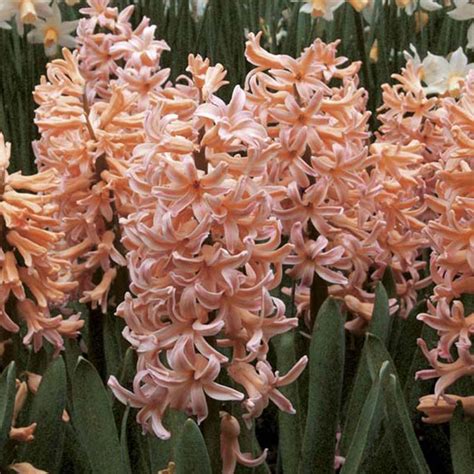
(348, 0, 369, 12)
(19, 0, 37, 24)
(448, 74, 463, 97)
(311, 0, 328, 17)
(395, 0, 412, 8)
(44, 28, 59, 49)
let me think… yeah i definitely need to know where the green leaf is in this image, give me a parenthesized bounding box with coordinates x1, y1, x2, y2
(382, 372, 429, 473)
(0, 362, 16, 459)
(368, 283, 391, 344)
(365, 333, 397, 381)
(358, 334, 428, 472)
(392, 300, 426, 386)
(340, 333, 396, 455)
(201, 397, 222, 473)
(110, 347, 146, 473)
(462, 294, 474, 315)
(175, 419, 212, 474)
(63, 339, 82, 380)
(86, 307, 107, 380)
(300, 298, 345, 474)
(118, 348, 137, 386)
(274, 332, 303, 473)
(60, 424, 93, 474)
(124, 410, 151, 474)
(450, 402, 474, 474)
(381, 267, 397, 299)
(120, 406, 133, 474)
(148, 409, 187, 472)
(112, 348, 138, 431)
(340, 363, 386, 473)
(20, 357, 67, 473)
(364, 431, 397, 474)
(103, 312, 127, 378)
(72, 357, 125, 474)
(24, 346, 50, 377)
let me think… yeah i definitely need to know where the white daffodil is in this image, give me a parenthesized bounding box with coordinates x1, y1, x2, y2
(422, 47, 474, 95)
(403, 43, 422, 65)
(192, 0, 208, 17)
(27, 2, 78, 57)
(300, 0, 345, 21)
(448, 0, 474, 20)
(468, 23, 474, 49)
(397, 0, 442, 16)
(0, 8, 12, 30)
(0, 0, 52, 34)
(365, 0, 437, 24)
(448, 0, 474, 50)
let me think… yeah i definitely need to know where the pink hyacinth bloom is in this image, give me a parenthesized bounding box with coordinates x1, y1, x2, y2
(220, 412, 268, 474)
(285, 222, 347, 286)
(149, 340, 244, 424)
(418, 299, 474, 358)
(416, 338, 474, 399)
(228, 356, 308, 426)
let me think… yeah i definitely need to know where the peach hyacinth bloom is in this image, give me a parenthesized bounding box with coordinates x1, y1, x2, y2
(244, 31, 416, 334)
(8, 380, 37, 444)
(417, 394, 474, 423)
(415, 70, 474, 413)
(32, 0, 173, 315)
(366, 57, 442, 317)
(375, 51, 474, 420)
(103, 8, 307, 467)
(8, 463, 47, 474)
(220, 412, 268, 474)
(0, 134, 82, 353)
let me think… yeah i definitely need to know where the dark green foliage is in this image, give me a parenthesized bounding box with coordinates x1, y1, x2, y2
(18, 357, 67, 473)
(300, 298, 345, 474)
(0, 362, 16, 465)
(71, 357, 125, 474)
(175, 419, 212, 474)
(274, 331, 303, 473)
(368, 282, 391, 344)
(451, 403, 474, 474)
(340, 364, 384, 473)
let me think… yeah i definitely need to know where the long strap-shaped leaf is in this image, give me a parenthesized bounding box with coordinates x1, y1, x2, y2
(120, 406, 133, 474)
(72, 357, 125, 474)
(340, 285, 392, 455)
(368, 283, 391, 344)
(365, 337, 430, 474)
(148, 409, 187, 472)
(19, 357, 67, 473)
(450, 402, 474, 474)
(0, 362, 16, 463)
(382, 372, 430, 473)
(300, 298, 345, 474)
(341, 329, 399, 463)
(275, 331, 303, 473)
(175, 419, 212, 474)
(340, 363, 387, 473)
(365, 333, 397, 380)
(392, 300, 426, 386)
